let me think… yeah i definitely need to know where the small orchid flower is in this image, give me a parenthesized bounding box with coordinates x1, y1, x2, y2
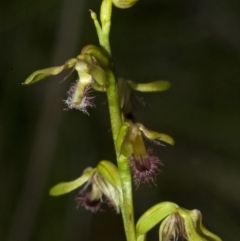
(23, 45, 110, 114)
(116, 122, 174, 186)
(49, 161, 122, 213)
(136, 202, 222, 241)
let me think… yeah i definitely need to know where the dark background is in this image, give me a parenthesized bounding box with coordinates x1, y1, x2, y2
(1, 0, 240, 240)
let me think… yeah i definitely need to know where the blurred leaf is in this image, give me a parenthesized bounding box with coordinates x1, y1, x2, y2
(128, 80, 171, 92)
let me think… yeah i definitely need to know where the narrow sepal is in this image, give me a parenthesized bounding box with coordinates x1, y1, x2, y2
(97, 160, 121, 190)
(136, 202, 179, 236)
(112, 0, 139, 9)
(116, 122, 133, 157)
(92, 84, 106, 92)
(94, 174, 121, 213)
(81, 45, 110, 68)
(186, 210, 222, 241)
(49, 168, 95, 196)
(138, 123, 175, 145)
(89, 64, 107, 86)
(23, 58, 77, 85)
(178, 209, 207, 241)
(137, 234, 146, 241)
(127, 80, 171, 92)
(159, 213, 186, 241)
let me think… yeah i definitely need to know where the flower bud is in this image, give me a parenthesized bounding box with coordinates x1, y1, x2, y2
(112, 0, 139, 9)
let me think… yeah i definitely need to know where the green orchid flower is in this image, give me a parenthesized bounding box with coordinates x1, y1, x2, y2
(50, 161, 122, 213)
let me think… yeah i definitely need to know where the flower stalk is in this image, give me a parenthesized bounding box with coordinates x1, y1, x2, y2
(92, 3, 136, 241)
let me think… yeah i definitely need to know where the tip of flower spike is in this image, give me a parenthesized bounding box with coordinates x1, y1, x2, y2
(89, 10, 97, 20)
(130, 149, 163, 187)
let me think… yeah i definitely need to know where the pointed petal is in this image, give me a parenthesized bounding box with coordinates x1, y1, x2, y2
(49, 168, 95, 196)
(89, 64, 107, 86)
(138, 123, 175, 145)
(116, 122, 133, 157)
(178, 209, 208, 241)
(81, 45, 110, 68)
(159, 215, 177, 241)
(189, 210, 222, 241)
(127, 80, 171, 92)
(94, 174, 120, 213)
(23, 58, 77, 85)
(137, 234, 146, 241)
(112, 0, 139, 9)
(136, 202, 179, 236)
(97, 160, 121, 190)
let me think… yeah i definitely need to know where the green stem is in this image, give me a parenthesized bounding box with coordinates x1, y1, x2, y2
(91, 1, 136, 241)
(118, 155, 136, 241)
(106, 71, 136, 241)
(106, 70, 122, 141)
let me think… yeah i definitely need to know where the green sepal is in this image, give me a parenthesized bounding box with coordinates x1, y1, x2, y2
(75, 57, 90, 73)
(116, 122, 133, 157)
(136, 202, 179, 236)
(81, 44, 110, 68)
(159, 214, 178, 241)
(89, 64, 107, 86)
(137, 234, 146, 241)
(97, 160, 121, 190)
(178, 209, 207, 241)
(49, 167, 95, 196)
(94, 173, 121, 213)
(118, 78, 132, 110)
(127, 80, 171, 92)
(92, 83, 106, 92)
(137, 123, 175, 145)
(23, 58, 77, 85)
(187, 210, 222, 241)
(112, 0, 139, 9)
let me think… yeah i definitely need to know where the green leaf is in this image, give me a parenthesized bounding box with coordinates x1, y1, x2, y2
(49, 167, 95, 196)
(23, 58, 77, 85)
(127, 80, 171, 92)
(138, 123, 175, 145)
(136, 202, 179, 236)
